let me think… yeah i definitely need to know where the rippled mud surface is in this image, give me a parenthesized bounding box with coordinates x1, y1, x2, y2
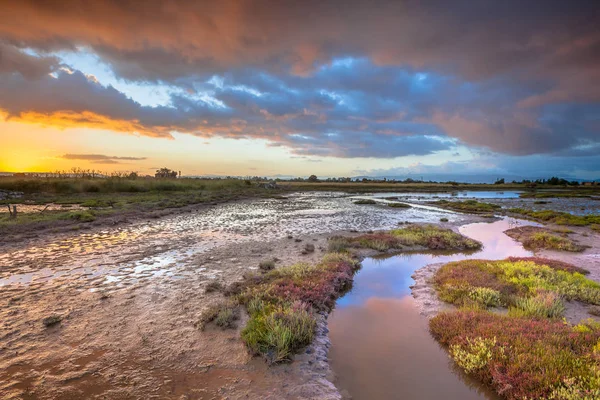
(0, 192, 471, 289)
(1, 192, 483, 399)
(329, 218, 534, 400)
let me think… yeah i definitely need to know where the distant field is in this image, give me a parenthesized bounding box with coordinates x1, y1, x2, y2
(282, 181, 600, 193)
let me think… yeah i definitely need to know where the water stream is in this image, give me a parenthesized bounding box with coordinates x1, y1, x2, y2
(329, 218, 534, 399)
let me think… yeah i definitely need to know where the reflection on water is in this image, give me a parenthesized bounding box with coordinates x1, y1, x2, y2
(370, 190, 523, 199)
(329, 218, 534, 400)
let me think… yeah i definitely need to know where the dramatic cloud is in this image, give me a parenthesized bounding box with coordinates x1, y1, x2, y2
(0, 42, 59, 78)
(60, 154, 147, 164)
(2, 1, 598, 84)
(0, 0, 598, 173)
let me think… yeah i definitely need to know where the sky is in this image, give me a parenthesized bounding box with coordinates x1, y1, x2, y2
(0, 0, 599, 181)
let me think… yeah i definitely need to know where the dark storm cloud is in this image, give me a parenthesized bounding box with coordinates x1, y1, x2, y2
(2, 0, 598, 83)
(0, 0, 599, 166)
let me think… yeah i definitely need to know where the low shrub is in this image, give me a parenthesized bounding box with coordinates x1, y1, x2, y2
(506, 256, 589, 274)
(204, 280, 224, 293)
(339, 224, 481, 252)
(504, 226, 586, 252)
(508, 290, 565, 319)
(432, 200, 501, 213)
(434, 258, 600, 307)
(430, 311, 600, 400)
(303, 243, 315, 253)
(65, 210, 96, 222)
(523, 231, 586, 252)
(237, 252, 360, 363)
(327, 236, 351, 252)
(197, 301, 239, 330)
(468, 287, 503, 308)
(259, 259, 276, 271)
(388, 202, 411, 208)
(241, 301, 316, 363)
(353, 199, 377, 205)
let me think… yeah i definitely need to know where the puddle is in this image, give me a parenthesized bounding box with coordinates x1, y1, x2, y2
(329, 218, 534, 400)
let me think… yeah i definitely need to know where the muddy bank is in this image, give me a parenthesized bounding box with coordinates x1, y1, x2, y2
(0, 232, 345, 399)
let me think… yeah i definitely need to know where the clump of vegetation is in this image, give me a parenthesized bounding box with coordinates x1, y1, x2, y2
(329, 224, 481, 252)
(468, 287, 503, 308)
(432, 200, 501, 214)
(196, 301, 239, 330)
(353, 199, 377, 205)
(241, 301, 316, 363)
(66, 210, 96, 222)
(236, 252, 361, 363)
(523, 231, 586, 252)
(259, 259, 276, 271)
(440, 217, 449, 222)
(328, 236, 351, 253)
(204, 280, 224, 293)
(591, 224, 600, 232)
(505, 256, 589, 274)
(387, 202, 411, 208)
(508, 290, 565, 319)
(302, 243, 315, 254)
(552, 226, 574, 234)
(430, 311, 600, 400)
(434, 258, 600, 309)
(42, 314, 63, 327)
(505, 226, 587, 252)
(509, 208, 600, 226)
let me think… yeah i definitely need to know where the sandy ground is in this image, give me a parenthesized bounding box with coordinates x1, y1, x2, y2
(411, 223, 600, 323)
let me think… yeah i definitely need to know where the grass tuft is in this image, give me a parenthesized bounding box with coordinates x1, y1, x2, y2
(346, 224, 482, 252)
(259, 259, 276, 271)
(236, 252, 360, 363)
(432, 200, 501, 214)
(508, 290, 565, 319)
(387, 202, 411, 208)
(353, 199, 377, 205)
(196, 300, 239, 330)
(505, 226, 586, 252)
(204, 280, 224, 293)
